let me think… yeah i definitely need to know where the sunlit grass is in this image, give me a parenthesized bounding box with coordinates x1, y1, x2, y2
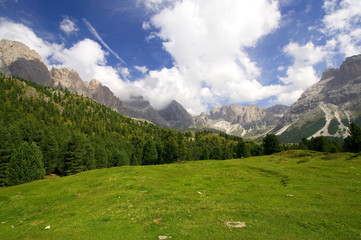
(0, 150, 360, 239)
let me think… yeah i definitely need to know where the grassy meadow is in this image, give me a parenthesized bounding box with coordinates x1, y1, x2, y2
(0, 150, 360, 239)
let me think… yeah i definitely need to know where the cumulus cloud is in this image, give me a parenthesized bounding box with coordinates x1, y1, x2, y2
(273, 42, 328, 104)
(322, 0, 361, 57)
(135, 65, 148, 74)
(138, 0, 174, 11)
(135, 0, 282, 113)
(60, 16, 78, 35)
(281, 42, 327, 86)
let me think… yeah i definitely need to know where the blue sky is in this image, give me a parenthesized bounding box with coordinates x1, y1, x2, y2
(0, 0, 361, 114)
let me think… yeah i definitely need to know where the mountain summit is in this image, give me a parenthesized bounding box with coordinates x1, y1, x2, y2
(195, 104, 288, 138)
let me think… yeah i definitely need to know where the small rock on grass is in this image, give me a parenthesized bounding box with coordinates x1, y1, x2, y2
(226, 221, 246, 228)
(158, 236, 172, 239)
(44, 226, 51, 230)
(286, 194, 294, 197)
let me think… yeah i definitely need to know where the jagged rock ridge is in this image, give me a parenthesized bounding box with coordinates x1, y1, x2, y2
(0, 39, 187, 128)
(195, 104, 288, 138)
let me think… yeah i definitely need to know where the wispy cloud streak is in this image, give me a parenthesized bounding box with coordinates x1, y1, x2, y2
(83, 18, 126, 65)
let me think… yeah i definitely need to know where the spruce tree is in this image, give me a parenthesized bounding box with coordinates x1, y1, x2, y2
(63, 133, 88, 175)
(236, 139, 250, 158)
(6, 142, 45, 186)
(142, 139, 158, 165)
(112, 149, 130, 166)
(263, 134, 281, 155)
(344, 123, 361, 153)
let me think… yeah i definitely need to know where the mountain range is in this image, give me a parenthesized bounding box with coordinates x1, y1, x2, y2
(1, 39, 361, 142)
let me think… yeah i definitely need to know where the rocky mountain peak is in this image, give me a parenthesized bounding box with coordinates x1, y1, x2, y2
(50, 67, 91, 97)
(338, 54, 361, 78)
(87, 79, 102, 91)
(0, 39, 52, 86)
(0, 39, 43, 65)
(273, 54, 361, 142)
(158, 100, 195, 129)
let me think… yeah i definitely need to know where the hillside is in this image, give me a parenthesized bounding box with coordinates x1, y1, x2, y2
(0, 151, 360, 239)
(0, 74, 260, 186)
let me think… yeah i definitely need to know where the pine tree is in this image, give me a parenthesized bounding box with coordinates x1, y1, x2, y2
(263, 134, 281, 155)
(112, 149, 130, 166)
(344, 123, 361, 153)
(142, 139, 158, 165)
(236, 139, 250, 158)
(63, 133, 88, 175)
(6, 142, 45, 186)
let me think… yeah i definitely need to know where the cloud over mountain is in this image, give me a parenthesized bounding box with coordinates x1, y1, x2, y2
(135, 0, 282, 114)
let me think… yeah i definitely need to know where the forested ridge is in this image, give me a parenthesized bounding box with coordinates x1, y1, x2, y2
(1, 74, 360, 186)
(0, 74, 262, 186)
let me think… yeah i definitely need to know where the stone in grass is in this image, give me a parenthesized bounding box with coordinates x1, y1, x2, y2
(44, 226, 51, 230)
(226, 221, 246, 228)
(158, 235, 172, 239)
(286, 194, 294, 197)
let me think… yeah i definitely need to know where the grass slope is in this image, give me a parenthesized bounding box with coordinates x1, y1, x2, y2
(0, 151, 360, 239)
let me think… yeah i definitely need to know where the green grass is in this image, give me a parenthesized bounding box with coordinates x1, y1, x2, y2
(279, 116, 327, 143)
(1, 151, 361, 239)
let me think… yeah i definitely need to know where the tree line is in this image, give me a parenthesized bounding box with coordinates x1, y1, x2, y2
(0, 74, 360, 186)
(0, 75, 262, 186)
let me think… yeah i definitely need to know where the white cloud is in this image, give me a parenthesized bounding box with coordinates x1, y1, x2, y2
(134, 65, 148, 74)
(275, 42, 328, 104)
(322, 0, 361, 57)
(135, 0, 282, 113)
(60, 16, 78, 35)
(138, 0, 174, 11)
(142, 21, 151, 30)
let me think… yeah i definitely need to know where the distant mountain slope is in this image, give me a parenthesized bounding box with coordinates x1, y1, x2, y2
(195, 104, 289, 138)
(274, 54, 361, 142)
(158, 100, 195, 129)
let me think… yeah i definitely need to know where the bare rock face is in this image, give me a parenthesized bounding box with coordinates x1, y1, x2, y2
(0, 39, 42, 65)
(274, 54, 361, 142)
(196, 104, 288, 138)
(0, 56, 10, 75)
(158, 100, 195, 129)
(51, 67, 91, 97)
(0, 39, 53, 86)
(123, 96, 169, 127)
(86, 79, 125, 112)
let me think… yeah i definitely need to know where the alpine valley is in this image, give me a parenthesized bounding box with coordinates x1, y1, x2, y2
(1, 39, 361, 142)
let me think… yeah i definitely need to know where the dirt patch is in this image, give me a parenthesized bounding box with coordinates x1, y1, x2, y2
(30, 220, 45, 226)
(45, 174, 58, 179)
(153, 217, 163, 223)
